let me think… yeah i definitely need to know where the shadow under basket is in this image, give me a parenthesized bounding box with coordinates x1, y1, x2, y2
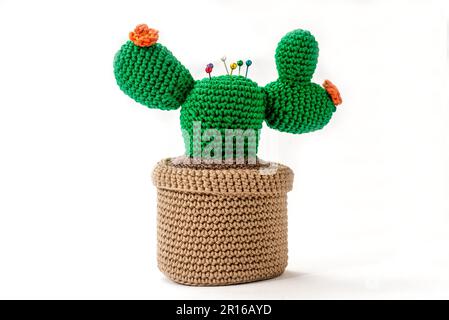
(152, 158, 294, 286)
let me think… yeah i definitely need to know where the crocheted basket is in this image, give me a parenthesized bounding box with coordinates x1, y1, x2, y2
(152, 158, 294, 286)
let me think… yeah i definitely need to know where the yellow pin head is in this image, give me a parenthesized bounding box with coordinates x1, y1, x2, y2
(230, 62, 237, 75)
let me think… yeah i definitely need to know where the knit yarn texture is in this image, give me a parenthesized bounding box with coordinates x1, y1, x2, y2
(275, 29, 318, 85)
(113, 41, 194, 110)
(181, 75, 265, 159)
(265, 81, 336, 134)
(152, 159, 294, 285)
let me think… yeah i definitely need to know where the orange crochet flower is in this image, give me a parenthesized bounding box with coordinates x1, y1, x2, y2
(129, 24, 159, 47)
(323, 80, 342, 106)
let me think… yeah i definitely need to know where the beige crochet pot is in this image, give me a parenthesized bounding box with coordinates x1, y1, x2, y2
(152, 158, 294, 286)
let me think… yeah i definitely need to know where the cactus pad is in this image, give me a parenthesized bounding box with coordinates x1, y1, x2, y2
(114, 42, 194, 110)
(275, 29, 319, 85)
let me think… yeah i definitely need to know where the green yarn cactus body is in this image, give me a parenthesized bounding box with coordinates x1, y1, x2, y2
(265, 29, 336, 134)
(275, 29, 318, 84)
(181, 75, 265, 158)
(113, 41, 194, 110)
(114, 26, 341, 160)
(265, 81, 336, 134)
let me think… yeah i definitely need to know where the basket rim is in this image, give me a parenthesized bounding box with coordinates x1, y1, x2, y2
(152, 158, 294, 195)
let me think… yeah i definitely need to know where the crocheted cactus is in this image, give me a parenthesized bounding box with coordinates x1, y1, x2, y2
(265, 30, 338, 134)
(114, 24, 342, 160)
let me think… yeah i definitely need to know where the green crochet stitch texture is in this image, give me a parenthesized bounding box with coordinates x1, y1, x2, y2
(181, 75, 265, 158)
(275, 29, 319, 84)
(265, 81, 336, 134)
(113, 42, 194, 110)
(114, 27, 340, 159)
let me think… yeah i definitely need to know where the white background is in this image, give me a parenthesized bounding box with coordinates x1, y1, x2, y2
(0, 0, 448, 299)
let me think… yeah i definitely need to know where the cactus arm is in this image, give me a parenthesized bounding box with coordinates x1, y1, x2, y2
(264, 81, 336, 134)
(113, 25, 194, 110)
(264, 29, 340, 134)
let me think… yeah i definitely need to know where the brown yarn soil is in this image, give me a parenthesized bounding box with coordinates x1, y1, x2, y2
(168, 156, 271, 170)
(152, 158, 294, 286)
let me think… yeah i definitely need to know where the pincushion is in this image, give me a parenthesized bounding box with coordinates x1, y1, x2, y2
(113, 23, 342, 285)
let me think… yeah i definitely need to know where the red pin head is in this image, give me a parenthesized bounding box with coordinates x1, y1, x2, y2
(205, 63, 213, 79)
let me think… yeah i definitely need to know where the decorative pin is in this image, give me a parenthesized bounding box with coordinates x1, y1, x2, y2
(237, 60, 243, 75)
(230, 62, 237, 76)
(221, 56, 229, 75)
(245, 60, 252, 78)
(205, 63, 213, 79)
